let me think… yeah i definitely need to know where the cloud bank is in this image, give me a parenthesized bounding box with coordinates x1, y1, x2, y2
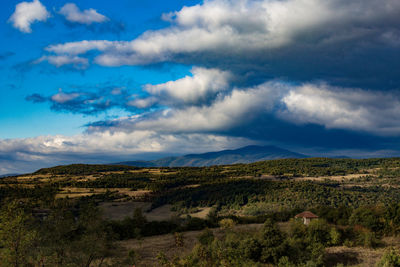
(0, 131, 250, 174)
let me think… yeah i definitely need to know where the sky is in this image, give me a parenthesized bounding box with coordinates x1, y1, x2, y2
(1, 0, 400, 174)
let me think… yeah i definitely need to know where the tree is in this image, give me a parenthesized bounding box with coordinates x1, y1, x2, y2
(0, 201, 37, 267)
(258, 219, 287, 264)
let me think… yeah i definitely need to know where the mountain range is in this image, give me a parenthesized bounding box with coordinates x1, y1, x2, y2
(114, 145, 308, 167)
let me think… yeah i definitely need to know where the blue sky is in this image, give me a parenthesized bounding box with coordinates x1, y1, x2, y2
(1, 0, 400, 174)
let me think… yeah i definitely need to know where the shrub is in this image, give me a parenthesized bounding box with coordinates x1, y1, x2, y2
(219, 218, 236, 230)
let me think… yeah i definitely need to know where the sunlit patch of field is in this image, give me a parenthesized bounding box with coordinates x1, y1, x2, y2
(55, 187, 108, 199)
(181, 184, 201, 189)
(300, 173, 375, 182)
(115, 188, 152, 198)
(185, 207, 211, 219)
(55, 188, 151, 199)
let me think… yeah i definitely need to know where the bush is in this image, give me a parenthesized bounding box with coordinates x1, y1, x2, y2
(219, 218, 236, 229)
(197, 228, 214, 246)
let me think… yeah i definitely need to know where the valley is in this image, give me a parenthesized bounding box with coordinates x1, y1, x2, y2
(2, 158, 400, 266)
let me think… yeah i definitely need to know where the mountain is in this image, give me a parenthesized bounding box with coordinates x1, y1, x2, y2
(115, 145, 308, 167)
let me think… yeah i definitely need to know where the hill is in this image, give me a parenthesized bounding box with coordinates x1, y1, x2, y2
(115, 145, 308, 167)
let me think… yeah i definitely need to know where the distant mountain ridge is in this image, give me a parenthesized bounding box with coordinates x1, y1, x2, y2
(115, 145, 308, 167)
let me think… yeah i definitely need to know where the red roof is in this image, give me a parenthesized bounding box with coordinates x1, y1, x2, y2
(295, 211, 318, 219)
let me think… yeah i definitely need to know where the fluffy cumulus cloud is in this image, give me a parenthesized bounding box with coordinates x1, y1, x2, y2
(281, 84, 400, 136)
(116, 81, 285, 133)
(59, 3, 109, 25)
(8, 0, 50, 33)
(130, 67, 232, 108)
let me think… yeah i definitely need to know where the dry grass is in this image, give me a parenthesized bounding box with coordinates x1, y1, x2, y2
(55, 188, 151, 199)
(119, 230, 201, 266)
(325, 246, 382, 266)
(186, 207, 211, 219)
(297, 173, 374, 182)
(145, 204, 177, 221)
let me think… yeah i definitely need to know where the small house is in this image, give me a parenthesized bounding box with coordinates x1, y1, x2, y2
(295, 211, 318, 225)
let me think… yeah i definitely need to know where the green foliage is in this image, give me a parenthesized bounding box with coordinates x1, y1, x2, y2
(349, 205, 386, 233)
(306, 219, 331, 245)
(219, 218, 235, 230)
(34, 164, 138, 175)
(0, 201, 37, 267)
(197, 228, 214, 246)
(329, 227, 342, 246)
(159, 219, 328, 266)
(258, 219, 287, 264)
(174, 232, 184, 247)
(377, 248, 400, 267)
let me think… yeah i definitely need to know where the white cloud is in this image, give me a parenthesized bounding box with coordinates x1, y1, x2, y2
(92, 79, 400, 137)
(41, 0, 400, 66)
(59, 3, 108, 25)
(281, 83, 400, 136)
(46, 40, 117, 55)
(9, 0, 50, 33)
(142, 67, 231, 106)
(93, 81, 287, 133)
(51, 89, 80, 104)
(36, 55, 89, 68)
(127, 97, 158, 109)
(0, 131, 251, 174)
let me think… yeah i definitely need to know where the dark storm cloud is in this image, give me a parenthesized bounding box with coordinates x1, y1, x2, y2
(25, 87, 139, 115)
(42, 0, 400, 89)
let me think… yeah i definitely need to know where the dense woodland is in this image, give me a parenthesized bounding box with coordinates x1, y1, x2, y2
(2, 158, 400, 266)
